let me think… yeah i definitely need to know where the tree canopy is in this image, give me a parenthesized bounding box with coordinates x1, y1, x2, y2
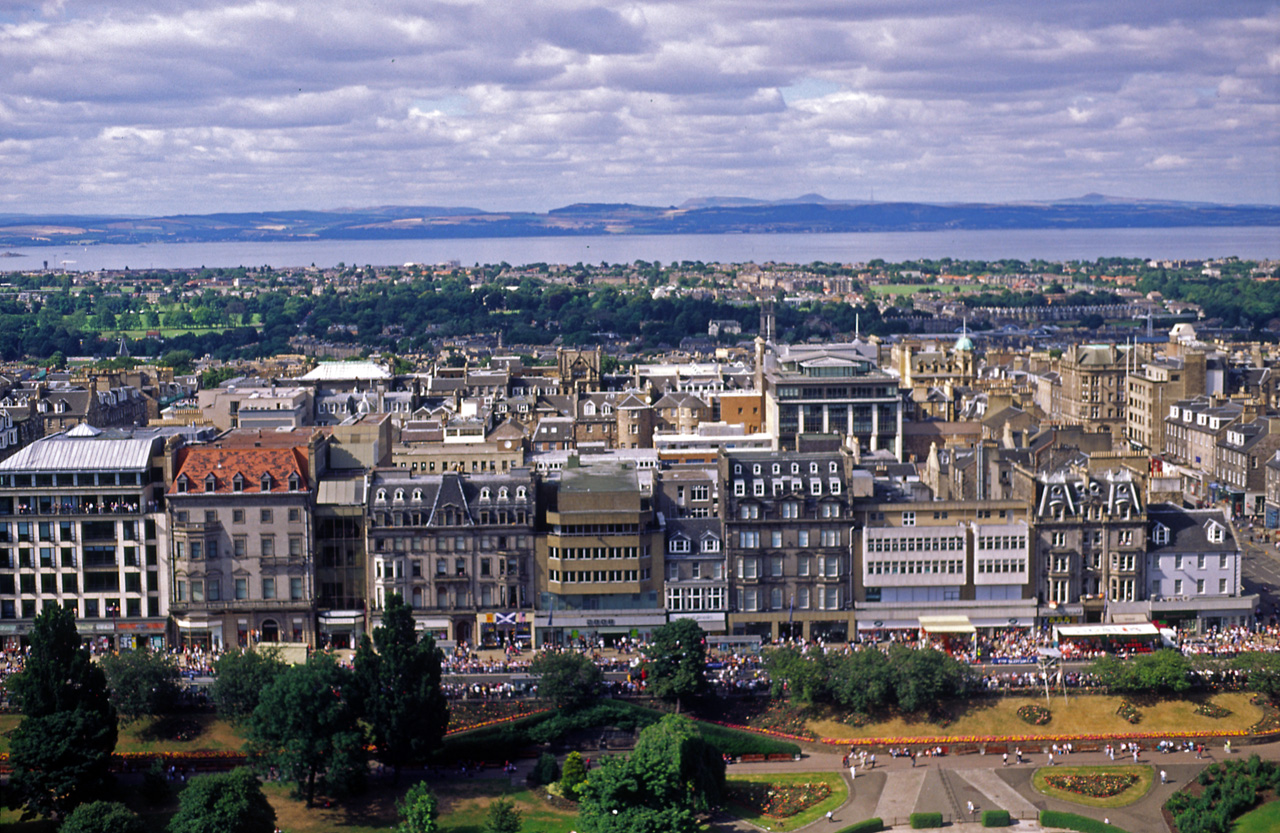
(247, 653, 366, 807)
(5, 606, 118, 821)
(642, 618, 709, 711)
(352, 594, 449, 781)
(578, 713, 725, 833)
(1090, 649, 1192, 694)
(211, 648, 287, 723)
(167, 768, 276, 833)
(99, 647, 181, 722)
(530, 650, 603, 710)
(59, 801, 146, 833)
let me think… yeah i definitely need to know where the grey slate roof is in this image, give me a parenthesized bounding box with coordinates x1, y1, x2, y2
(1147, 504, 1236, 554)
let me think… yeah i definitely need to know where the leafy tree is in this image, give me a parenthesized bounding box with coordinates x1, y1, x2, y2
(1091, 649, 1191, 694)
(483, 797, 523, 833)
(211, 648, 286, 723)
(578, 714, 724, 833)
(99, 647, 181, 722)
(168, 768, 276, 833)
(642, 618, 708, 712)
(531, 752, 560, 786)
(887, 644, 973, 713)
(247, 653, 366, 807)
(161, 349, 195, 373)
(829, 647, 894, 714)
(530, 650, 603, 710)
(395, 781, 439, 833)
(1235, 651, 1280, 698)
(6, 606, 117, 821)
(60, 800, 146, 833)
(764, 646, 830, 703)
(352, 594, 449, 782)
(559, 751, 589, 799)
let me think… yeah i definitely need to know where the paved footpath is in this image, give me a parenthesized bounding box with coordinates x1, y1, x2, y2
(715, 736, 1280, 832)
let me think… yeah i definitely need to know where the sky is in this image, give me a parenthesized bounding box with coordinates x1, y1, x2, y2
(1, 0, 1277, 215)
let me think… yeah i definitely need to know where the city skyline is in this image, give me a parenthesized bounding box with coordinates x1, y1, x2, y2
(1, 1, 1277, 216)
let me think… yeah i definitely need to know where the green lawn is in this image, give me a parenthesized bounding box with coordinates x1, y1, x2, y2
(1231, 800, 1280, 833)
(723, 772, 847, 832)
(1032, 765, 1153, 809)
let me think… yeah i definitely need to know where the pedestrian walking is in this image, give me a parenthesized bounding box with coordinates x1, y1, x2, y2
(1048, 752, 1054, 766)
(826, 811, 834, 823)
(869, 754, 875, 769)
(1002, 752, 1008, 766)
(968, 800, 975, 817)
(1161, 770, 1167, 784)
(849, 765, 856, 780)
(910, 750, 916, 767)
(1015, 747, 1022, 764)
(1133, 748, 1139, 764)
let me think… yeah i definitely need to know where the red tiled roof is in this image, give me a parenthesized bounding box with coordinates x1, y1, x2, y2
(170, 446, 309, 494)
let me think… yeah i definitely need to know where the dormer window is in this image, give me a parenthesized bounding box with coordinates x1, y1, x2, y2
(233, 474, 245, 493)
(376, 489, 387, 502)
(1207, 522, 1225, 544)
(516, 486, 527, 501)
(261, 474, 273, 492)
(1151, 523, 1170, 545)
(413, 489, 423, 501)
(810, 462, 819, 474)
(772, 464, 780, 474)
(176, 475, 188, 494)
(480, 487, 491, 501)
(791, 463, 799, 474)
(288, 473, 301, 491)
(498, 487, 509, 501)
(204, 474, 217, 492)
(394, 489, 405, 501)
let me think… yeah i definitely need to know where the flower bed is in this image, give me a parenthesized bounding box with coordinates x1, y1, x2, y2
(845, 712, 873, 728)
(1017, 704, 1052, 726)
(1194, 702, 1232, 719)
(447, 700, 547, 732)
(727, 780, 832, 819)
(1249, 695, 1280, 733)
(1116, 702, 1141, 724)
(1043, 772, 1138, 799)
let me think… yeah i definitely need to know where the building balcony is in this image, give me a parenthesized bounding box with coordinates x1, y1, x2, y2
(171, 599, 315, 614)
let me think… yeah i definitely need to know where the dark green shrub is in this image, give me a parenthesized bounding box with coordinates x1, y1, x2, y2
(1040, 809, 1132, 833)
(695, 721, 801, 757)
(530, 752, 559, 786)
(140, 758, 170, 805)
(981, 808, 1010, 827)
(835, 820, 883, 833)
(910, 811, 943, 829)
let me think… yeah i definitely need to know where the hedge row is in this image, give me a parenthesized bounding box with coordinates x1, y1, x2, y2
(982, 808, 1010, 827)
(1166, 755, 1280, 833)
(835, 819, 883, 833)
(910, 811, 943, 829)
(1040, 810, 1132, 833)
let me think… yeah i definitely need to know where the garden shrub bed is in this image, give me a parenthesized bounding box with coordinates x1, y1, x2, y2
(726, 780, 832, 819)
(1116, 702, 1142, 724)
(1017, 704, 1051, 726)
(1044, 772, 1139, 799)
(1165, 754, 1280, 833)
(1194, 702, 1232, 719)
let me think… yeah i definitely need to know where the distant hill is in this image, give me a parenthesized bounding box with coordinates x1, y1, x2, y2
(0, 196, 1276, 246)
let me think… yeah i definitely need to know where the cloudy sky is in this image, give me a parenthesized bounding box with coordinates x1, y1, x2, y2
(1, 0, 1277, 215)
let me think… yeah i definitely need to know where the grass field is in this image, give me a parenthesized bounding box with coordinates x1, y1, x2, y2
(1032, 764, 1153, 808)
(1231, 800, 1280, 833)
(723, 772, 847, 831)
(0, 712, 244, 755)
(807, 693, 1261, 742)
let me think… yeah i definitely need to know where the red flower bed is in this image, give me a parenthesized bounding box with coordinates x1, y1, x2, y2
(728, 780, 832, 818)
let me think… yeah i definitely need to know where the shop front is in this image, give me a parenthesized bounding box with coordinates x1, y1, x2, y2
(412, 617, 451, 641)
(672, 611, 726, 633)
(318, 610, 366, 650)
(478, 611, 533, 648)
(0, 621, 23, 652)
(533, 611, 666, 648)
(79, 619, 168, 651)
(174, 617, 222, 651)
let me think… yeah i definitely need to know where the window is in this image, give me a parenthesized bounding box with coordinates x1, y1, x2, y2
(797, 556, 810, 577)
(770, 587, 784, 610)
(1174, 579, 1183, 595)
(1196, 578, 1205, 594)
(260, 509, 273, 524)
(1219, 578, 1228, 594)
(797, 530, 809, 547)
(288, 508, 301, 523)
(753, 481, 765, 496)
(669, 537, 690, 553)
(770, 530, 783, 548)
(208, 578, 220, 601)
(289, 537, 302, 557)
(739, 557, 758, 579)
(738, 531, 760, 549)
(701, 536, 720, 553)
(291, 577, 303, 600)
(820, 529, 840, 547)
(262, 578, 276, 599)
(901, 511, 915, 527)
(1052, 532, 1067, 548)
(232, 474, 244, 492)
(733, 481, 745, 496)
(770, 557, 783, 577)
(205, 511, 217, 524)
(233, 509, 244, 524)
(741, 588, 758, 612)
(235, 578, 247, 600)
(261, 536, 275, 558)
(234, 537, 246, 558)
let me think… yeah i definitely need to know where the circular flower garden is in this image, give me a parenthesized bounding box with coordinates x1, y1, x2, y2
(1017, 704, 1052, 726)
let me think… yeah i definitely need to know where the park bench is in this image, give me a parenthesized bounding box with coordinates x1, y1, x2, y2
(738, 753, 767, 763)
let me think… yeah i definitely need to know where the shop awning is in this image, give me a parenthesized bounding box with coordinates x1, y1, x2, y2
(856, 619, 919, 630)
(1054, 623, 1159, 639)
(919, 615, 976, 635)
(318, 611, 365, 628)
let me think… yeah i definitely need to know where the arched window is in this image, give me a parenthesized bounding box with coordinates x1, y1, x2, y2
(394, 489, 405, 501)
(480, 488, 491, 501)
(498, 487, 509, 500)
(376, 489, 387, 502)
(516, 486, 527, 501)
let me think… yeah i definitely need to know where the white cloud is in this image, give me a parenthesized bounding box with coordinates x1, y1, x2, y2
(0, 0, 1275, 214)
